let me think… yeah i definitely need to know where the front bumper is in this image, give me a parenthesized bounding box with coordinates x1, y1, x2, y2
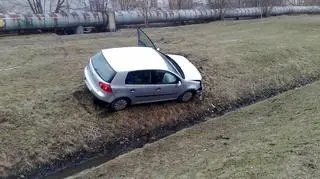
(196, 90, 204, 101)
(196, 80, 204, 101)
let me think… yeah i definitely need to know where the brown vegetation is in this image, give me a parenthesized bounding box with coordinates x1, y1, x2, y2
(169, 0, 194, 9)
(70, 80, 320, 179)
(26, 0, 66, 13)
(0, 15, 320, 177)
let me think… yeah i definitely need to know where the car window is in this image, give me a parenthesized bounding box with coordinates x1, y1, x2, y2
(125, 71, 151, 85)
(91, 51, 116, 83)
(152, 71, 178, 84)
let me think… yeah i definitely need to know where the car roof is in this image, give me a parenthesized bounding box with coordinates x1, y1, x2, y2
(101, 47, 169, 72)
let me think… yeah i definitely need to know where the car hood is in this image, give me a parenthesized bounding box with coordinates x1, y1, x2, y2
(167, 54, 202, 81)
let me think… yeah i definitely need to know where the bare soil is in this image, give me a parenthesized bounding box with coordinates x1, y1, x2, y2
(0, 15, 320, 178)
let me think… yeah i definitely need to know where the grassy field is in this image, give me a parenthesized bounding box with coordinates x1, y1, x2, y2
(0, 15, 320, 177)
(70, 80, 320, 179)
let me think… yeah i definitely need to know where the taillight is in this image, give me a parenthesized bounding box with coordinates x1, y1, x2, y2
(99, 81, 112, 93)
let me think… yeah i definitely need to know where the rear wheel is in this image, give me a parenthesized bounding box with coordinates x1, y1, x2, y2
(110, 98, 130, 111)
(178, 91, 194, 102)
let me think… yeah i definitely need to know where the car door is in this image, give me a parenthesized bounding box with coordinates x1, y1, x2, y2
(150, 70, 183, 101)
(137, 28, 158, 50)
(124, 70, 159, 104)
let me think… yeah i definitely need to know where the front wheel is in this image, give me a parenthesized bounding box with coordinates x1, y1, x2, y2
(178, 91, 194, 102)
(110, 98, 130, 111)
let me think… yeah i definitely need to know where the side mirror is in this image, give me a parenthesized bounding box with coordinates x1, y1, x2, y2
(177, 80, 182, 86)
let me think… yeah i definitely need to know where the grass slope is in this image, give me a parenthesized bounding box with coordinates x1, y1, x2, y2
(70, 80, 320, 179)
(0, 15, 320, 177)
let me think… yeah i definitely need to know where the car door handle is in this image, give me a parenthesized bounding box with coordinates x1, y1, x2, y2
(156, 88, 161, 92)
(130, 89, 135, 93)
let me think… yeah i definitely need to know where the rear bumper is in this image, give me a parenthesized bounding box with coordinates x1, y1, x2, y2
(84, 66, 115, 103)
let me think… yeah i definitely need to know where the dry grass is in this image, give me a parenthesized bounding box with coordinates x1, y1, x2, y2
(69, 80, 320, 179)
(0, 15, 320, 177)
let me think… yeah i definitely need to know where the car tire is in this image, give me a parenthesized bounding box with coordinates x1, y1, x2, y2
(110, 98, 130, 111)
(178, 91, 194, 102)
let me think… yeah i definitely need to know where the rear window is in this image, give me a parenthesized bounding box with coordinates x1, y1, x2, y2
(91, 51, 116, 83)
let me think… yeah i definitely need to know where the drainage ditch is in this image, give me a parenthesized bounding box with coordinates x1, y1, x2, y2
(10, 76, 320, 179)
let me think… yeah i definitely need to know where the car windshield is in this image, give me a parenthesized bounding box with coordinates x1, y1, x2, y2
(91, 51, 116, 83)
(158, 52, 185, 79)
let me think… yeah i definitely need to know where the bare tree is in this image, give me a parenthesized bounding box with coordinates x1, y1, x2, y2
(26, 0, 66, 14)
(169, 0, 194, 9)
(285, 0, 320, 5)
(119, 0, 136, 10)
(208, 0, 229, 20)
(259, 0, 283, 17)
(139, 0, 157, 27)
(88, 0, 108, 12)
(73, 0, 91, 11)
(0, 1, 5, 13)
(142, 0, 149, 27)
(55, 0, 66, 12)
(0, 0, 26, 13)
(303, 0, 320, 5)
(27, 0, 43, 13)
(234, 0, 259, 7)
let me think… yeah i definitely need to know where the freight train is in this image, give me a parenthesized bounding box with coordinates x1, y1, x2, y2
(0, 6, 319, 35)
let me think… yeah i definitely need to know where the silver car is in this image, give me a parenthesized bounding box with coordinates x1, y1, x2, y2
(84, 28, 203, 111)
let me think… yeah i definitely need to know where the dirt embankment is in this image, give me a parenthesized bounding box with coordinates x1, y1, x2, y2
(70, 80, 320, 179)
(0, 15, 320, 178)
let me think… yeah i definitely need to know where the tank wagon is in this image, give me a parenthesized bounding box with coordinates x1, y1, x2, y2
(0, 11, 107, 34)
(115, 6, 320, 25)
(0, 6, 319, 35)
